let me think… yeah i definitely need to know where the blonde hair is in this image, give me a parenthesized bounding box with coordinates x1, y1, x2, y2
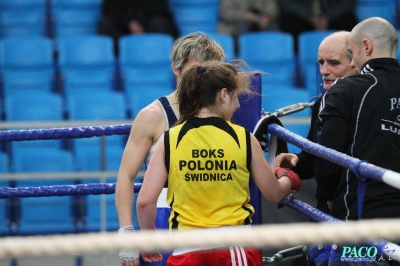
(170, 32, 226, 72)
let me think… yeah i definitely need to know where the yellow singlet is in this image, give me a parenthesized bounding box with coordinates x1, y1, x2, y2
(165, 117, 254, 230)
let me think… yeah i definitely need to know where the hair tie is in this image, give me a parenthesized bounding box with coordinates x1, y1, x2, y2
(197, 65, 203, 74)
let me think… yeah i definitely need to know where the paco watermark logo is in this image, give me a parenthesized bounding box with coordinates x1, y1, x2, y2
(314, 244, 396, 263)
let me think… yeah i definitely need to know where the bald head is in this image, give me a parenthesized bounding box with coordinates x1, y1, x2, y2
(320, 31, 352, 61)
(318, 31, 356, 90)
(350, 17, 398, 57)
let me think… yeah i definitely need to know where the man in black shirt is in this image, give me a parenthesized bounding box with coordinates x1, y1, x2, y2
(315, 17, 400, 223)
(274, 31, 356, 214)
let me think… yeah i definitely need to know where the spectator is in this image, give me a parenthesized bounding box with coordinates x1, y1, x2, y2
(278, 0, 358, 52)
(136, 60, 301, 265)
(116, 32, 226, 266)
(97, 0, 179, 56)
(217, 0, 279, 54)
(315, 17, 400, 224)
(274, 31, 357, 214)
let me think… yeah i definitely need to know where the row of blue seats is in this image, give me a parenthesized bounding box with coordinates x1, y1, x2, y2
(0, 126, 142, 235)
(0, 32, 327, 99)
(0, 34, 176, 107)
(1, 0, 399, 39)
(0, 191, 124, 234)
(0, 83, 313, 165)
(3, 29, 400, 98)
(0, 0, 102, 39)
(1, 86, 172, 123)
(0, 0, 221, 39)
(5, 27, 400, 99)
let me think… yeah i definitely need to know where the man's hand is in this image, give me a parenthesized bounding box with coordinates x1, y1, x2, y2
(128, 20, 144, 34)
(258, 14, 272, 30)
(311, 15, 328, 30)
(119, 225, 140, 266)
(275, 167, 302, 191)
(274, 153, 298, 169)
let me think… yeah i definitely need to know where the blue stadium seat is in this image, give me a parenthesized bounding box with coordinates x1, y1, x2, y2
(72, 133, 126, 176)
(169, 0, 220, 35)
(119, 34, 174, 92)
(66, 89, 127, 169)
(4, 92, 63, 121)
(57, 35, 116, 96)
(78, 145, 124, 231)
(261, 85, 313, 153)
(50, 0, 102, 38)
(0, 0, 48, 37)
(172, 7, 219, 36)
(209, 33, 236, 60)
(66, 89, 126, 232)
(239, 32, 296, 87)
(83, 188, 120, 232)
(0, 152, 9, 173)
(12, 148, 77, 234)
(355, 0, 397, 28)
(261, 85, 312, 116)
(77, 145, 124, 173)
(66, 90, 126, 121)
(126, 86, 174, 118)
(4, 92, 65, 159)
(298, 30, 335, 95)
(0, 36, 55, 97)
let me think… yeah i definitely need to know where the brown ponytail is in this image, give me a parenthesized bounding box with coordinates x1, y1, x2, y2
(175, 59, 256, 125)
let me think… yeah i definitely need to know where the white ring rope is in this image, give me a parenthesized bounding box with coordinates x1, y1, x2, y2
(0, 219, 399, 259)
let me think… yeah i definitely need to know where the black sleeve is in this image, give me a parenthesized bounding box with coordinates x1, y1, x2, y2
(293, 151, 315, 180)
(143, 0, 174, 17)
(292, 97, 322, 180)
(314, 80, 352, 200)
(101, 0, 145, 27)
(321, 0, 357, 21)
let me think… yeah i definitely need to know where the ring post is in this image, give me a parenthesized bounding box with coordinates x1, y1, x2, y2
(232, 73, 262, 224)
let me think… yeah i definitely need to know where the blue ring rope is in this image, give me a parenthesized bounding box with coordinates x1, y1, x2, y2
(0, 124, 132, 142)
(267, 123, 386, 183)
(0, 183, 142, 199)
(0, 123, 396, 205)
(1, 123, 393, 188)
(0, 123, 392, 188)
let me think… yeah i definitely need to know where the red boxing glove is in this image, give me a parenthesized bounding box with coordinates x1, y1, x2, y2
(275, 167, 302, 191)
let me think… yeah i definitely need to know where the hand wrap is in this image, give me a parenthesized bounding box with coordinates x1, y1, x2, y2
(275, 167, 302, 191)
(118, 225, 140, 261)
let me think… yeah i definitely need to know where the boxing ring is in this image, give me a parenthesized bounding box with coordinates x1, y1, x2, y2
(0, 74, 400, 265)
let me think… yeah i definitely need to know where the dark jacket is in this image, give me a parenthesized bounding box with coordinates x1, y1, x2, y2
(278, 0, 356, 21)
(293, 96, 322, 180)
(315, 58, 400, 221)
(100, 0, 177, 34)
